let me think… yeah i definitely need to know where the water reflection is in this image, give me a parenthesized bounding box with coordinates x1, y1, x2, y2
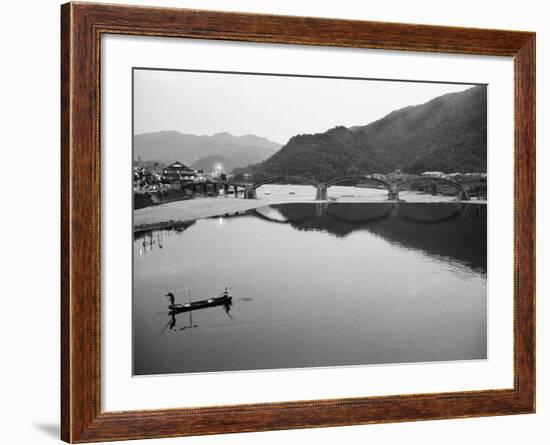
(136, 202, 487, 274)
(133, 202, 487, 375)
(249, 202, 485, 273)
(137, 221, 195, 255)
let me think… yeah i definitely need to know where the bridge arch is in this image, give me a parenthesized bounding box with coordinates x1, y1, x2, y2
(325, 175, 391, 189)
(252, 176, 319, 189)
(322, 175, 393, 201)
(396, 176, 464, 192)
(395, 176, 469, 200)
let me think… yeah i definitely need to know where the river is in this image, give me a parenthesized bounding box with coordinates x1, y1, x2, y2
(133, 192, 487, 375)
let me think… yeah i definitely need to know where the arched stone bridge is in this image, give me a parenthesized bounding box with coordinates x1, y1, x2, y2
(234, 175, 470, 201)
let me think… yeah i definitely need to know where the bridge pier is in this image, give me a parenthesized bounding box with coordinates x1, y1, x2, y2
(316, 185, 327, 201)
(391, 201, 400, 216)
(388, 187, 398, 201)
(316, 202, 329, 216)
(244, 187, 256, 199)
(459, 188, 470, 201)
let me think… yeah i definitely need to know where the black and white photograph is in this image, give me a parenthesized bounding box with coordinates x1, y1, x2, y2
(132, 68, 487, 376)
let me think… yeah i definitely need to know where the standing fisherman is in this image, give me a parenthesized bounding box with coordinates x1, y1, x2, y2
(165, 292, 175, 307)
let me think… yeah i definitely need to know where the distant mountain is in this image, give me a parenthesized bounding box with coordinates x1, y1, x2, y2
(238, 86, 486, 181)
(133, 131, 281, 173)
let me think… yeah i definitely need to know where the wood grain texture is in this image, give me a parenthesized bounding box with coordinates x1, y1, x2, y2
(60, 2, 536, 442)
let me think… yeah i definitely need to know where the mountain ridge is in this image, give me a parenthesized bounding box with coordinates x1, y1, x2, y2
(133, 131, 282, 172)
(236, 85, 487, 181)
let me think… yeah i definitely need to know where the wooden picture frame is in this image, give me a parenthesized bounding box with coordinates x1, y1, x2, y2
(61, 2, 535, 442)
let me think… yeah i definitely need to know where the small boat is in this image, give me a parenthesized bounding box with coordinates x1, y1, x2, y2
(166, 290, 232, 314)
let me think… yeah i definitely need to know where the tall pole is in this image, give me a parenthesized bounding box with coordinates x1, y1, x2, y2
(188, 290, 192, 327)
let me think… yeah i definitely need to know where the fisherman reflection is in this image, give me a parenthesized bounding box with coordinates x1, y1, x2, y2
(160, 311, 177, 335)
(222, 300, 233, 320)
(168, 312, 176, 330)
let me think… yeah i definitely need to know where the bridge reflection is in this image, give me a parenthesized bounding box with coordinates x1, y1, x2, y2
(253, 202, 473, 225)
(135, 202, 487, 275)
(249, 202, 487, 274)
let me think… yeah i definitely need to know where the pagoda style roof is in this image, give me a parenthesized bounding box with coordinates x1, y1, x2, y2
(166, 161, 192, 170)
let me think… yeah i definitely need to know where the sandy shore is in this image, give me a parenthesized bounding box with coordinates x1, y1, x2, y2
(134, 197, 277, 230)
(134, 194, 486, 232)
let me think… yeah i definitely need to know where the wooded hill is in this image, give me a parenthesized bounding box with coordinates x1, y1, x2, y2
(237, 85, 486, 181)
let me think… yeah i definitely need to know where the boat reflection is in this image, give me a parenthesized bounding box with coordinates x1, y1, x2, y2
(160, 289, 234, 334)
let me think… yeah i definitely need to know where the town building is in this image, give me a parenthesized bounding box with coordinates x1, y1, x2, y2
(162, 161, 197, 184)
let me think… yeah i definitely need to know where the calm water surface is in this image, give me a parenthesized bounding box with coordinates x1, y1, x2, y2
(133, 200, 487, 375)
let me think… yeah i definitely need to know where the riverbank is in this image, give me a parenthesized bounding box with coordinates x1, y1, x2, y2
(134, 198, 267, 232)
(133, 193, 486, 233)
(134, 188, 193, 209)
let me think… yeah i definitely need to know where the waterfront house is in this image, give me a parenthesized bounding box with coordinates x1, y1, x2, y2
(162, 161, 197, 184)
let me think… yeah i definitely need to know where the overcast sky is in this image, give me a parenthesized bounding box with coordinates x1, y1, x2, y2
(134, 69, 474, 145)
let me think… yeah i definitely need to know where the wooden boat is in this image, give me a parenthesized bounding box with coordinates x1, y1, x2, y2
(169, 294, 232, 314)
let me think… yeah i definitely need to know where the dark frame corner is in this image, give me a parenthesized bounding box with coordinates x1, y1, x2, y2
(61, 2, 535, 442)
